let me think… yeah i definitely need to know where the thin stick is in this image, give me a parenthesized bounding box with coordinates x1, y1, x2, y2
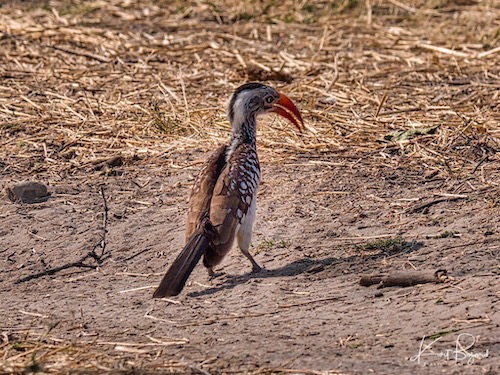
(48, 45, 110, 63)
(407, 196, 467, 214)
(417, 43, 469, 58)
(118, 285, 156, 294)
(144, 310, 177, 324)
(96, 340, 188, 347)
(178, 69, 190, 125)
(116, 248, 150, 263)
(329, 234, 397, 241)
(360, 269, 451, 288)
(95, 185, 109, 259)
(115, 272, 163, 277)
(19, 310, 49, 318)
(14, 253, 98, 284)
(477, 46, 500, 58)
(325, 53, 339, 91)
(375, 91, 388, 118)
(14, 187, 111, 284)
(387, 0, 417, 13)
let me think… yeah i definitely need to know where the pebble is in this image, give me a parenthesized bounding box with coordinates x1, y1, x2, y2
(7, 181, 50, 204)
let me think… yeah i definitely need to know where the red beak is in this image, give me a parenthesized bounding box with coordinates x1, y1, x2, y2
(271, 93, 304, 132)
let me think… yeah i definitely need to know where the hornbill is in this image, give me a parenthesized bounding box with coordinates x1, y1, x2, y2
(153, 83, 304, 297)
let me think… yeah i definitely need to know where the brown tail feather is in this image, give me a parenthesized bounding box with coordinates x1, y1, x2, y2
(153, 221, 214, 298)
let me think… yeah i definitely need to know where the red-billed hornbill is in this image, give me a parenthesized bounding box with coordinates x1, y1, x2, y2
(153, 83, 304, 297)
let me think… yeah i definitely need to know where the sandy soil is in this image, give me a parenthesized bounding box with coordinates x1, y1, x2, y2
(1, 149, 499, 374)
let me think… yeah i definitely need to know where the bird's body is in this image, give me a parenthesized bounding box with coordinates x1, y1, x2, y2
(153, 83, 303, 297)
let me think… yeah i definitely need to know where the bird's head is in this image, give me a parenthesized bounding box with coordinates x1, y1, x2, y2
(227, 83, 304, 132)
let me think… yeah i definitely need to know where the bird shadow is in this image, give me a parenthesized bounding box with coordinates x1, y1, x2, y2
(188, 239, 424, 298)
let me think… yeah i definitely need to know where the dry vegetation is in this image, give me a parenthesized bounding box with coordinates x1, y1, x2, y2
(1, 0, 499, 373)
(1, 0, 499, 177)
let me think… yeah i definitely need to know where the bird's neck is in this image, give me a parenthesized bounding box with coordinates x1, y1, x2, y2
(227, 115, 257, 159)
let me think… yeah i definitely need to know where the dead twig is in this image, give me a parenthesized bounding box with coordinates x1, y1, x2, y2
(116, 247, 150, 263)
(471, 156, 489, 175)
(97, 185, 109, 258)
(91, 155, 124, 171)
(13, 251, 102, 284)
(14, 187, 110, 284)
(360, 269, 451, 288)
(407, 196, 467, 214)
(44, 44, 111, 63)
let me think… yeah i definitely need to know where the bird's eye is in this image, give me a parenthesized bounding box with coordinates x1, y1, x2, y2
(265, 96, 274, 104)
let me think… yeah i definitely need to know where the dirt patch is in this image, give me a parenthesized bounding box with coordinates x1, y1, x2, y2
(1, 158, 499, 374)
(1, 1, 499, 374)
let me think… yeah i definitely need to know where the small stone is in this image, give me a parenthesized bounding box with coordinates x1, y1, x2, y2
(320, 96, 337, 105)
(7, 181, 50, 204)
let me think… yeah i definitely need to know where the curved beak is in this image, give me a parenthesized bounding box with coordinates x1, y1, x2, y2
(271, 93, 304, 132)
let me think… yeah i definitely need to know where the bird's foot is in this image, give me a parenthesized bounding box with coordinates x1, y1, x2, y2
(251, 264, 263, 274)
(208, 269, 225, 280)
(207, 268, 214, 277)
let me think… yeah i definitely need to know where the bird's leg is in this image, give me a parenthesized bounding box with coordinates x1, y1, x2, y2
(207, 267, 225, 280)
(237, 232, 262, 271)
(241, 248, 262, 273)
(207, 267, 215, 277)
(237, 197, 262, 273)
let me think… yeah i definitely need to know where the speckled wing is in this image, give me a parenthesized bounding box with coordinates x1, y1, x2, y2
(209, 143, 261, 248)
(185, 145, 227, 242)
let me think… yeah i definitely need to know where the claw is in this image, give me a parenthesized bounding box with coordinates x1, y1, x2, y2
(251, 264, 262, 273)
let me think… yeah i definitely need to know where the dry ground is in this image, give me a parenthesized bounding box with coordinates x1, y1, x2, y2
(1, 0, 499, 374)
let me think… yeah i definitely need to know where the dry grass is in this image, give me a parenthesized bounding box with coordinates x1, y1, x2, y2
(1, 0, 499, 179)
(1, 0, 499, 372)
(1, 334, 193, 374)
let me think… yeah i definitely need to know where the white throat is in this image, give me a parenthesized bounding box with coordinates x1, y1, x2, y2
(226, 90, 258, 159)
